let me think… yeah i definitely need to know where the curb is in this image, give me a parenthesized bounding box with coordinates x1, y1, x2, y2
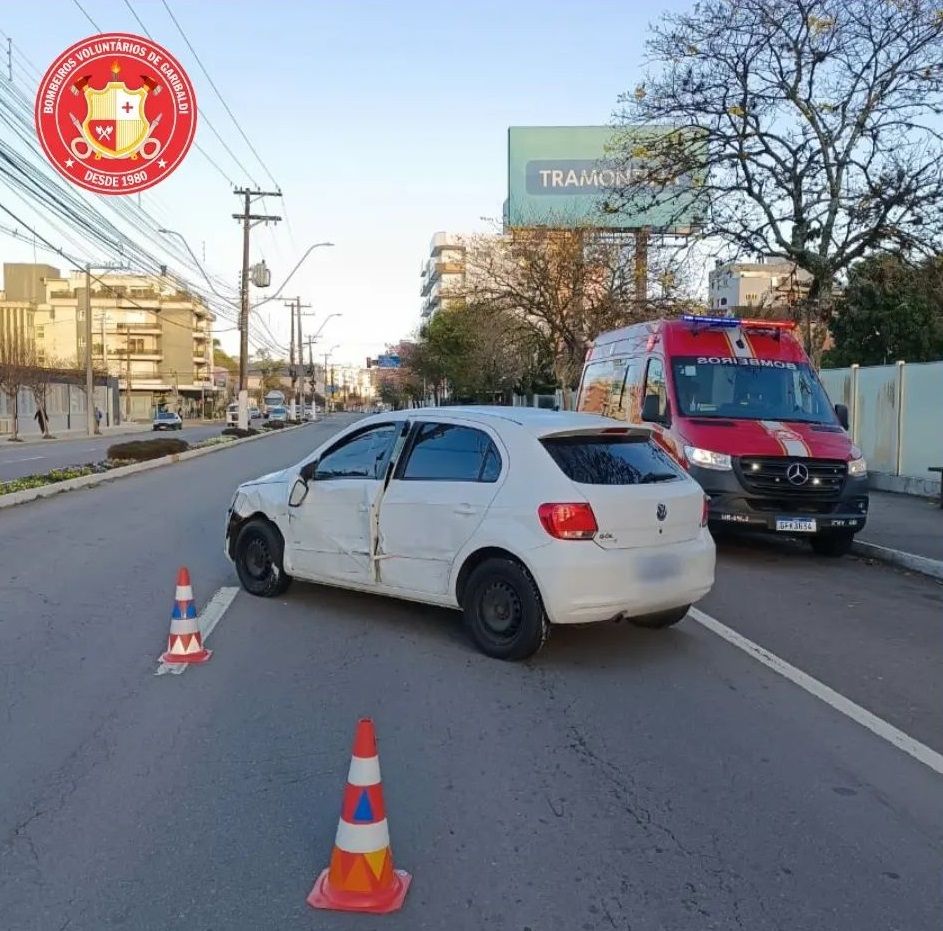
(0, 424, 309, 511)
(853, 540, 943, 582)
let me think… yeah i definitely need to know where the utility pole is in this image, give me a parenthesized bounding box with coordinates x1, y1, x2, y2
(304, 337, 317, 420)
(233, 187, 281, 428)
(285, 297, 296, 418)
(84, 265, 96, 436)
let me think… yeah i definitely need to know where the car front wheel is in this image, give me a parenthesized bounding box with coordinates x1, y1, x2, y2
(462, 558, 549, 661)
(234, 519, 292, 597)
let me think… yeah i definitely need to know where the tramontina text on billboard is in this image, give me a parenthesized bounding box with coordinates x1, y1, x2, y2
(507, 125, 702, 232)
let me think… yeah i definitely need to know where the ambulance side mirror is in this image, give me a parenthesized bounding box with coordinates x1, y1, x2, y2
(642, 394, 670, 426)
(834, 404, 849, 430)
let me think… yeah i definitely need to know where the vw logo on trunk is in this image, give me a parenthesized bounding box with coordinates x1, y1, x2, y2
(786, 462, 810, 485)
(656, 503, 668, 521)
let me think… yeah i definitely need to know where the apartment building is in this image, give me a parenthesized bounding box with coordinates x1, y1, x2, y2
(707, 259, 813, 312)
(419, 232, 469, 319)
(9, 264, 216, 418)
(0, 263, 57, 357)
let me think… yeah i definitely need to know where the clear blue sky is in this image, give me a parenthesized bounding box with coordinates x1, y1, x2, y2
(1, 0, 687, 363)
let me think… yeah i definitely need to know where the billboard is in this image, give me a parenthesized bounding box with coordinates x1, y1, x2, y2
(507, 126, 701, 231)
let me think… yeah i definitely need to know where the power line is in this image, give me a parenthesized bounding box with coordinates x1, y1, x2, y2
(158, 0, 280, 190)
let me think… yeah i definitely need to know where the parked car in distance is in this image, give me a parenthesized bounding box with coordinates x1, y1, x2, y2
(250, 405, 261, 419)
(153, 411, 183, 431)
(225, 407, 715, 660)
(267, 405, 289, 423)
(304, 406, 317, 422)
(578, 314, 868, 557)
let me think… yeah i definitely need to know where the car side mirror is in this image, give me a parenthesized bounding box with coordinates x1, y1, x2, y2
(288, 478, 308, 507)
(834, 403, 849, 430)
(299, 459, 318, 482)
(642, 394, 669, 425)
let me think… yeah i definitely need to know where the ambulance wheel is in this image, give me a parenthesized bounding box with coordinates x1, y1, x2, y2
(630, 605, 690, 629)
(235, 519, 292, 596)
(809, 531, 854, 558)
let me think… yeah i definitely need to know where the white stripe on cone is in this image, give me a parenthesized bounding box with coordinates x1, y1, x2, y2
(347, 755, 381, 787)
(175, 585, 194, 601)
(334, 818, 391, 854)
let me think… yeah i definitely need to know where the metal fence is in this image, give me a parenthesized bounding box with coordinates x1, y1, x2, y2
(820, 361, 943, 497)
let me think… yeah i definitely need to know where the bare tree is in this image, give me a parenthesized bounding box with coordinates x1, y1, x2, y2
(22, 358, 70, 439)
(0, 340, 33, 441)
(609, 0, 943, 358)
(465, 228, 701, 404)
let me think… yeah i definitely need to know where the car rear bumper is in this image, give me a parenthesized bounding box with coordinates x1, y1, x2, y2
(689, 465, 869, 535)
(529, 529, 716, 625)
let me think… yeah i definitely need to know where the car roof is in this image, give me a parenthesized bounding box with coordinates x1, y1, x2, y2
(372, 405, 649, 438)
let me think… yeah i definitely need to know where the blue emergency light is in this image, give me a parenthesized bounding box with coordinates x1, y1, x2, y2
(682, 314, 796, 330)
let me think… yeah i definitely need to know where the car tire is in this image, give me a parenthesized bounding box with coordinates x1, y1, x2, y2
(462, 558, 549, 661)
(809, 531, 854, 557)
(234, 519, 292, 597)
(629, 605, 690, 629)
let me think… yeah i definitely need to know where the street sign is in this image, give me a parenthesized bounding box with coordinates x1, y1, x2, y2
(376, 354, 400, 369)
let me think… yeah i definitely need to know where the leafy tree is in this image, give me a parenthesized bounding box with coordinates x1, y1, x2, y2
(212, 339, 239, 374)
(825, 254, 943, 365)
(254, 349, 286, 394)
(610, 0, 943, 359)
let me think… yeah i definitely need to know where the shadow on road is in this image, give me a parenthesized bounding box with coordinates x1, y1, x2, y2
(271, 576, 702, 670)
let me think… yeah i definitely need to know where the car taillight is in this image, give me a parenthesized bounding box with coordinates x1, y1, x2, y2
(701, 495, 710, 527)
(538, 503, 598, 540)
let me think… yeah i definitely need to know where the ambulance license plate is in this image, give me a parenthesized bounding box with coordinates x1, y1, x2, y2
(776, 518, 817, 533)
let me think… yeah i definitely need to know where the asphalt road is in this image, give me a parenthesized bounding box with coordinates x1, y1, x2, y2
(0, 423, 229, 482)
(1, 416, 940, 930)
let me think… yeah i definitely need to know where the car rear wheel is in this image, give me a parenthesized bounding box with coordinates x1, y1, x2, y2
(629, 605, 690, 629)
(235, 519, 292, 597)
(462, 558, 548, 661)
(809, 531, 854, 557)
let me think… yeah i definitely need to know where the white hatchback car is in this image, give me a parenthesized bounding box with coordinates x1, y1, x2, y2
(225, 407, 715, 660)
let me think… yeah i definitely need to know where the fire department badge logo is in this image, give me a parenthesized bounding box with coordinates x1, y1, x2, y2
(35, 33, 197, 195)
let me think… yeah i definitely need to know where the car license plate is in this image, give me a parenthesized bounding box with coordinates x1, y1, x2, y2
(640, 552, 680, 580)
(776, 518, 817, 533)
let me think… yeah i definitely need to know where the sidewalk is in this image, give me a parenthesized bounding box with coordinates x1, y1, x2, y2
(855, 490, 943, 579)
(6, 419, 221, 447)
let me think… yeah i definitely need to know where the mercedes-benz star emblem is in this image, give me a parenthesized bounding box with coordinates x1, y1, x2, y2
(786, 462, 810, 485)
(656, 503, 668, 521)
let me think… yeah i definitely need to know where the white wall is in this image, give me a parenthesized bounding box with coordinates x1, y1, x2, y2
(820, 360, 943, 496)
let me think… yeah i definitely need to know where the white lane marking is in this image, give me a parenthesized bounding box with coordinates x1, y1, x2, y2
(0, 455, 46, 464)
(155, 586, 239, 677)
(689, 608, 943, 777)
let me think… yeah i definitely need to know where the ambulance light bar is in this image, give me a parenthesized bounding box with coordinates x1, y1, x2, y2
(682, 314, 796, 330)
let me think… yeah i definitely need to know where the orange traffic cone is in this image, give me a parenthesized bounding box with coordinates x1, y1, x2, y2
(160, 567, 211, 664)
(307, 718, 411, 914)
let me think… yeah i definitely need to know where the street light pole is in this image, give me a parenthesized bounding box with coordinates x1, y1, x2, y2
(84, 265, 96, 436)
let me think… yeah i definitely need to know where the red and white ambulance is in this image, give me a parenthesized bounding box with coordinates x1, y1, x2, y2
(577, 314, 869, 556)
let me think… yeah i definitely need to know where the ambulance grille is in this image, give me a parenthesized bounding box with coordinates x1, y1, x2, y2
(736, 457, 847, 496)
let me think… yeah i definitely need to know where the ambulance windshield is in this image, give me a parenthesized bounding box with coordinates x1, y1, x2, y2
(671, 357, 837, 424)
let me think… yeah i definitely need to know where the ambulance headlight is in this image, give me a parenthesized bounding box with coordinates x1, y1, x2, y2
(684, 446, 732, 471)
(848, 456, 867, 477)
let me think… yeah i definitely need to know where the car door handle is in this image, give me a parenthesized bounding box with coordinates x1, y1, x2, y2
(453, 504, 476, 516)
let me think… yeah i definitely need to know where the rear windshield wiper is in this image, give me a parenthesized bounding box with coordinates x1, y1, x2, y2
(639, 472, 677, 483)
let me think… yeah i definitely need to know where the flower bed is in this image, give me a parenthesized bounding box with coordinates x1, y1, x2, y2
(0, 433, 239, 497)
(0, 466, 96, 496)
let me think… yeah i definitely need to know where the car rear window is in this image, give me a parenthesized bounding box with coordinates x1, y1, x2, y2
(541, 434, 684, 485)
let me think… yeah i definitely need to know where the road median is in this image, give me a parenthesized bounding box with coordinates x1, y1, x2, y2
(0, 423, 308, 511)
